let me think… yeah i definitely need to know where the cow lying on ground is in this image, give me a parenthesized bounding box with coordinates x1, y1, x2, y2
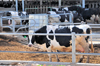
(23, 24, 94, 62)
(6, 11, 29, 25)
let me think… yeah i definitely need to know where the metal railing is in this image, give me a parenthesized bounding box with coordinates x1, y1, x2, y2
(0, 16, 36, 33)
(0, 33, 100, 66)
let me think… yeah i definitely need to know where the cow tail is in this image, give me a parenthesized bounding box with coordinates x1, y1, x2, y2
(90, 29, 94, 53)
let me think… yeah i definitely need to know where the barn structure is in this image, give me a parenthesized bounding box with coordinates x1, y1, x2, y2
(0, 0, 100, 13)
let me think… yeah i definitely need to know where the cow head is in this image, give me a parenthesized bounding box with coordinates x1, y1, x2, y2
(23, 30, 35, 47)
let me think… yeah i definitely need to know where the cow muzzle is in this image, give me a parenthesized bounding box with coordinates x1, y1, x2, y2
(28, 44, 33, 47)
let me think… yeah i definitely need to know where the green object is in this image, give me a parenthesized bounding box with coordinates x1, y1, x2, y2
(24, 36, 26, 38)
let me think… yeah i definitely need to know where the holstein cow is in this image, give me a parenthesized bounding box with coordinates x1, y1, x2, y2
(65, 6, 100, 23)
(24, 24, 94, 62)
(47, 11, 70, 23)
(6, 11, 29, 25)
(48, 7, 83, 23)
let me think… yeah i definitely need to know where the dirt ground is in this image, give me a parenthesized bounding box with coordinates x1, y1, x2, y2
(0, 35, 100, 64)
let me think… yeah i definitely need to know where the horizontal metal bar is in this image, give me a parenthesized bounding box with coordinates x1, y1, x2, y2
(0, 60, 71, 65)
(0, 33, 99, 36)
(0, 33, 72, 35)
(0, 60, 100, 66)
(0, 51, 72, 54)
(76, 53, 100, 56)
(52, 22, 100, 25)
(76, 63, 100, 66)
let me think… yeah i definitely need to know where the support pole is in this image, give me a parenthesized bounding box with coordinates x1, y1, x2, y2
(22, 0, 24, 11)
(16, 0, 18, 12)
(72, 32, 76, 66)
(59, 0, 61, 7)
(40, 0, 42, 6)
(82, 0, 85, 8)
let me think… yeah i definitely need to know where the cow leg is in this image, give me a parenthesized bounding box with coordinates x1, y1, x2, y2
(76, 36, 90, 63)
(78, 55, 84, 63)
(55, 54, 60, 62)
(47, 48, 52, 62)
(53, 50, 60, 62)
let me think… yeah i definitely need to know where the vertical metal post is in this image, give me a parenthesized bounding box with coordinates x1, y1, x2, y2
(12, 19, 15, 33)
(72, 32, 76, 66)
(82, 0, 85, 8)
(40, 0, 42, 6)
(69, 13, 72, 23)
(0, 16, 2, 27)
(22, 0, 24, 11)
(59, 0, 61, 7)
(16, 0, 18, 12)
(0, 16, 3, 32)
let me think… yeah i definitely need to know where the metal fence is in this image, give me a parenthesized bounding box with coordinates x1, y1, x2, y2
(0, 33, 100, 66)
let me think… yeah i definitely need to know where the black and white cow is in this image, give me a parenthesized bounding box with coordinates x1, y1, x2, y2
(47, 11, 69, 23)
(65, 6, 100, 23)
(48, 7, 83, 23)
(6, 11, 29, 25)
(23, 24, 94, 62)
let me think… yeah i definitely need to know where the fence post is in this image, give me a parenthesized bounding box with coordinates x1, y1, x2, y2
(16, 0, 18, 12)
(0, 16, 2, 32)
(69, 13, 73, 23)
(59, 0, 61, 7)
(82, 0, 85, 8)
(12, 19, 15, 33)
(72, 32, 76, 66)
(22, 0, 24, 11)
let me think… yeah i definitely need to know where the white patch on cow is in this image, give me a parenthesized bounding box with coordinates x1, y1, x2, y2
(22, 11, 27, 15)
(84, 8, 89, 11)
(46, 25, 58, 40)
(8, 11, 21, 25)
(52, 7, 59, 11)
(48, 11, 60, 17)
(68, 25, 74, 32)
(28, 30, 34, 45)
(63, 7, 68, 11)
(46, 25, 53, 40)
(8, 19, 11, 25)
(90, 15, 95, 23)
(9, 11, 19, 16)
(76, 24, 91, 34)
(65, 19, 68, 22)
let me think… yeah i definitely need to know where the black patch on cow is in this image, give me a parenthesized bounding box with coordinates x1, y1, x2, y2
(72, 27, 83, 34)
(55, 27, 71, 47)
(35, 26, 47, 33)
(6, 12, 11, 16)
(34, 26, 47, 44)
(49, 30, 54, 40)
(85, 28, 91, 42)
(56, 11, 65, 22)
(85, 36, 89, 42)
(86, 28, 90, 34)
(46, 40, 51, 48)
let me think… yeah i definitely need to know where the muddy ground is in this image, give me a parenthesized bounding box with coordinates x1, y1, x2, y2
(0, 35, 100, 65)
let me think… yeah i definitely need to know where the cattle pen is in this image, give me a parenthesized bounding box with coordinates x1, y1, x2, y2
(1, 0, 100, 66)
(0, 13, 100, 65)
(0, 32, 100, 66)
